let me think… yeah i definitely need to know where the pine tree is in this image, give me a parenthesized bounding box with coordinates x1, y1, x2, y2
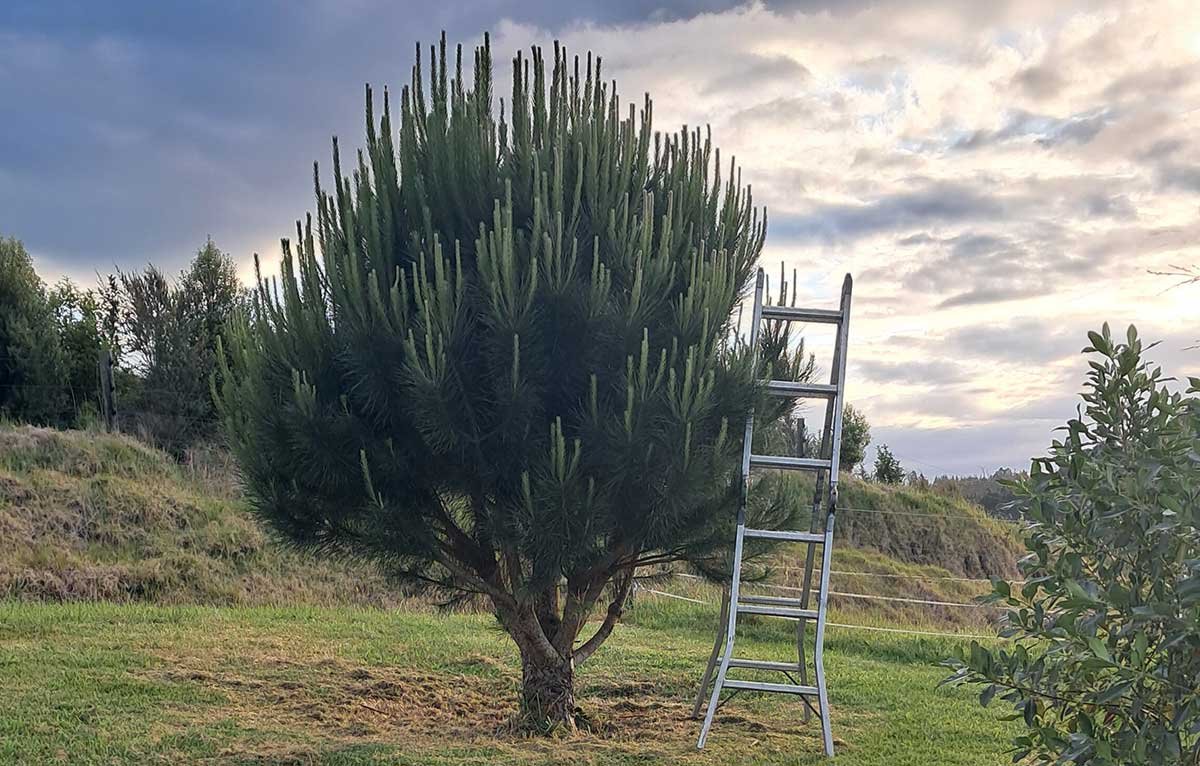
(216, 34, 807, 729)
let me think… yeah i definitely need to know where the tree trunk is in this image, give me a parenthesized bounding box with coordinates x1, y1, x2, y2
(516, 640, 577, 731)
(492, 569, 633, 733)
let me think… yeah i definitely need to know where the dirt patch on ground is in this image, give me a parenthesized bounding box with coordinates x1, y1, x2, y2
(137, 649, 790, 761)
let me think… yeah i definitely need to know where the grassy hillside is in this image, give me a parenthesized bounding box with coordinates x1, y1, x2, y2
(0, 425, 398, 606)
(837, 477, 1020, 578)
(0, 424, 1019, 615)
(0, 600, 1016, 765)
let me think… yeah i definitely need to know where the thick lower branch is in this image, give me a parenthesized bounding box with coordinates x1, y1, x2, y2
(555, 572, 610, 656)
(573, 568, 635, 666)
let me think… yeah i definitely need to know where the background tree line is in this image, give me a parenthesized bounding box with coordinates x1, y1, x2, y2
(2, 228, 1021, 506)
(0, 232, 244, 454)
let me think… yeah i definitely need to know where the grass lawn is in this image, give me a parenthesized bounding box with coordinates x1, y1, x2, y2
(0, 597, 1017, 765)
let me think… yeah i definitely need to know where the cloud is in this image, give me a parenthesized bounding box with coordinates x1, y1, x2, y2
(1011, 64, 1066, 101)
(947, 107, 1114, 152)
(937, 285, 1046, 308)
(1159, 163, 1200, 193)
(854, 358, 971, 386)
(771, 181, 1009, 244)
(3, 0, 1199, 473)
(702, 53, 810, 95)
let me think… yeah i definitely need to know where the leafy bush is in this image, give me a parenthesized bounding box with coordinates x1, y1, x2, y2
(944, 325, 1200, 765)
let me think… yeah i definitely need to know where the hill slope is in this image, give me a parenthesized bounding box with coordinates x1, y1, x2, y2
(0, 425, 1019, 607)
(0, 425, 397, 605)
(837, 476, 1020, 578)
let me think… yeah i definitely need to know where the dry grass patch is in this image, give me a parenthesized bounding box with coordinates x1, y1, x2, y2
(135, 644, 818, 764)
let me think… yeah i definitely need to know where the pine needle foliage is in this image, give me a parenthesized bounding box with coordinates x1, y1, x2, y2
(216, 33, 806, 727)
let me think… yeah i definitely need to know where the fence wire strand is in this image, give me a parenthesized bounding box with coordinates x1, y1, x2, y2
(635, 585, 1006, 641)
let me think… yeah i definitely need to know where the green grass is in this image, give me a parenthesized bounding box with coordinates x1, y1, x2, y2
(0, 598, 1018, 765)
(0, 423, 1024, 762)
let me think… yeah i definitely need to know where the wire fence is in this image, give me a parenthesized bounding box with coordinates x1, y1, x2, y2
(0, 380, 221, 451)
(677, 571, 1008, 601)
(839, 506, 1024, 526)
(751, 562, 1024, 585)
(665, 541, 1020, 643)
(638, 576, 1010, 641)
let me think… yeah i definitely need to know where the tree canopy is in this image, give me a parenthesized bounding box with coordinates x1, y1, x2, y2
(216, 34, 806, 727)
(0, 234, 67, 424)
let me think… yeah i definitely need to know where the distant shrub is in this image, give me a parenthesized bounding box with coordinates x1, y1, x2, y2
(873, 444, 904, 484)
(840, 404, 872, 470)
(944, 325, 1200, 765)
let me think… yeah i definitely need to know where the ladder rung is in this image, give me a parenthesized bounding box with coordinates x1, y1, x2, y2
(749, 455, 832, 472)
(736, 604, 819, 620)
(723, 679, 819, 696)
(727, 658, 802, 672)
(743, 527, 824, 543)
(764, 381, 838, 399)
(739, 594, 811, 608)
(760, 305, 842, 324)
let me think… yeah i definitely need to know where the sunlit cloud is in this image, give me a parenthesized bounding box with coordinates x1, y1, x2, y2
(3, 0, 1197, 473)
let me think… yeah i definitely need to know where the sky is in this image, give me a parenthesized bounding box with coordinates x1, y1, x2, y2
(2, 0, 1198, 475)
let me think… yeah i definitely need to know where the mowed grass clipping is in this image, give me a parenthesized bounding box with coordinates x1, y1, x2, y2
(0, 599, 1017, 766)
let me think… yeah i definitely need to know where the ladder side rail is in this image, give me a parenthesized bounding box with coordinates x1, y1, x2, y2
(800, 274, 849, 603)
(796, 275, 851, 724)
(697, 268, 766, 749)
(796, 331, 839, 719)
(826, 275, 854, 496)
(814, 510, 838, 757)
(814, 274, 851, 758)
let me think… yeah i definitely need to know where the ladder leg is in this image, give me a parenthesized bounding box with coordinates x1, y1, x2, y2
(697, 636, 734, 748)
(816, 651, 833, 757)
(692, 586, 729, 719)
(814, 275, 850, 759)
(796, 468, 825, 724)
(699, 539, 744, 748)
(815, 512, 838, 758)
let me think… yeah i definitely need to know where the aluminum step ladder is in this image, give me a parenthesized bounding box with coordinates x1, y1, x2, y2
(694, 269, 852, 758)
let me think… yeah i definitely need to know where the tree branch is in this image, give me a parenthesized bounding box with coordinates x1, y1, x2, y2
(429, 545, 512, 609)
(574, 568, 635, 666)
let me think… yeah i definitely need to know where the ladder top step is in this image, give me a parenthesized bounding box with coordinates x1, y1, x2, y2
(749, 455, 832, 472)
(727, 658, 803, 673)
(760, 305, 843, 324)
(737, 604, 820, 620)
(765, 380, 838, 398)
(723, 679, 819, 696)
(743, 527, 824, 543)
